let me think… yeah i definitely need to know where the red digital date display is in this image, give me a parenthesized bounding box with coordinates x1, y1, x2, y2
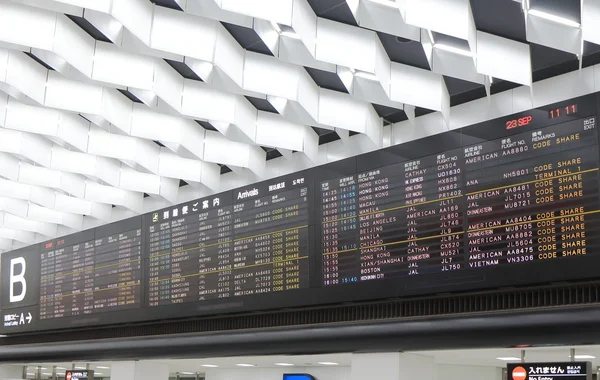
(506, 115, 533, 130)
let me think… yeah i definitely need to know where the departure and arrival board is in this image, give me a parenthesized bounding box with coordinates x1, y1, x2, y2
(320, 100, 600, 286)
(2, 94, 600, 334)
(38, 219, 142, 320)
(146, 174, 310, 306)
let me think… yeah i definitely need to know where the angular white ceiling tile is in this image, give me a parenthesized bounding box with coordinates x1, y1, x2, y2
(53, 14, 95, 77)
(111, 0, 153, 45)
(476, 31, 532, 86)
(5, 50, 47, 104)
(526, 13, 582, 55)
(151, 6, 218, 61)
(405, 0, 472, 41)
(316, 18, 378, 73)
(92, 42, 155, 90)
(0, 2, 56, 50)
(220, 0, 293, 25)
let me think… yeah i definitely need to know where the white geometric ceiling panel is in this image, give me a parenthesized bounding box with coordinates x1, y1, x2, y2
(0, 0, 597, 253)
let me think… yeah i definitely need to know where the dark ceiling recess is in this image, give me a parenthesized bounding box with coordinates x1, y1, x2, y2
(469, 0, 527, 43)
(372, 104, 408, 124)
(490, 78, 522, 95)
(143, 193, 150, 198)
(66, 14, 112, 43)
(150, 0, 183, 11)
(221, 22, 273, 56)
(312, 126, 341, 145)
(443, 76, 487, 107)
(349, 130, 360, 136)
(195, 120, 218, 131)
(530, 43, 578, 82)
(377, 32, 431, 70)
(304, 67, 348, 93)
(306, 0, 357, 26)
(245, 96, 279, 113)
(415, 107, 436, 118)
(117, 89, 144, 104)
(164, 59, 203, 81)
(218, 164, 232, 175)
(583, 41, 600, 68)
(530, 0, 581, 23)
(24, 52, 55, 71)
(179, 180, 189, 187)
(153, 140, 165, 147)
(261, 147, 283, 161)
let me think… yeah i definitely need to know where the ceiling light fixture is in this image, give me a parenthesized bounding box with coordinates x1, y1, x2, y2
(574, 355, 596, 359)
(180, 372, 195, 375)
(434, 43, 475, 57)
(528, 9, 580, 28)
(497, 357, 521, 361)
(201, 365, 219, 368)
(96, 366, 110, 369)
(318, 362, 339, 366)
(275, 363, 295, 366)
(368, 0, 401, 8)
(236, 364, 256, 367)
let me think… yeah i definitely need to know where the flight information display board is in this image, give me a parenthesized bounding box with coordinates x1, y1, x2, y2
(39, 222, 142, 320)
(320, 100, 600, 293)
(320, 114, 600, 285)
(2, 94, 600, 334)
(146, 174, 310, 306)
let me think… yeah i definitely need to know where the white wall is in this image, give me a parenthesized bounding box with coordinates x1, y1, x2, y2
(0, 364, 23, 379)
(436, 364, 503, 380)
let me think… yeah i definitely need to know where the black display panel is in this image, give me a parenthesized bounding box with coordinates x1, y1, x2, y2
(1, 94, 600, 334)
(145, 172, 310, 306)
(320, 115, 600, 285)
(507, 362, 592, 380)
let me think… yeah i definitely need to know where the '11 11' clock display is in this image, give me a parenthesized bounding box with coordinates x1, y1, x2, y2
(550, 104, 578, 118)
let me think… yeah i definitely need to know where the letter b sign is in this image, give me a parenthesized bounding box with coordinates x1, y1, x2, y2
(1, 248, 39, 309)
(9, 258, 26, 303)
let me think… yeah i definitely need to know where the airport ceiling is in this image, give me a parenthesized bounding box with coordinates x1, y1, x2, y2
(0, 0, 597, 251)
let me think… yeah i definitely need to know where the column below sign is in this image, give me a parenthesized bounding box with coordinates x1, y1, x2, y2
(507, 362, 592, 380)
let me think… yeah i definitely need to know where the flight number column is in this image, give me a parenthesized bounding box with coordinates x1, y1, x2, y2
(400, 152, 465, 276)
(321, 176, 359, 286)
